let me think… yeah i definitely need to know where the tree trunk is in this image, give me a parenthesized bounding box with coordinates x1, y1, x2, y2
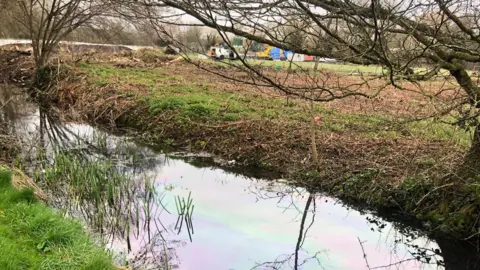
(313, 57, 320, 71)
(36, 55, 47, 70)
(461, 124, 480, 179)
(435, 237, 480, 270)
(467, 125, 480, 166)
(33, 66, 49, 92)
(32, 52, 52, 93)
(310, 100, 319, 167)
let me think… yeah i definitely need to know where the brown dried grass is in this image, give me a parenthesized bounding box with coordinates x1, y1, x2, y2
(10, 167, 48, 202)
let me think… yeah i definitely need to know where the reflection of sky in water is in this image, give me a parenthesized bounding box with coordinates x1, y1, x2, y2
(155, 161, 442, 270)
(2, 88, 444, 270)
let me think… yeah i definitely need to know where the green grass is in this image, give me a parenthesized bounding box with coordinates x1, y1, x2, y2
(146, 86, 472, 147)
(184, 52, 383, 73)
(79, 62, 170, 87)
(0, 168, 113, 270)
(79, 63, 472, 147)
(191, 54, 477, 77)
(406, 119, 472, 148)
(211, 59, 475, 76)
(191, 57, 384, 73)
(245, 59, 383, 73)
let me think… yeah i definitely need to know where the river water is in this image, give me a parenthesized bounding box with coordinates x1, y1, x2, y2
(2, 85, 478, 270)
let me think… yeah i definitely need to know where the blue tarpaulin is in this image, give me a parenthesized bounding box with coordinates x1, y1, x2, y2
(270, 47, 293, 60)
(269, 48, 293, 60)
(269, 47, 282, 60)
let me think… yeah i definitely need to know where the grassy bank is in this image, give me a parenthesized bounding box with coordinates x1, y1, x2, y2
(0, 168, 114, 270)
(76, 62, 470, 144)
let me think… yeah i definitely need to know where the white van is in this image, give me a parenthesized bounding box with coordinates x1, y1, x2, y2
(208, 46, 238, 60)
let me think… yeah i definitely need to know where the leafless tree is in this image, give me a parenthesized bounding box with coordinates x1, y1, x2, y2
(133, 0, 480, 164)
(12, 0, 111, 71)
(204, 31, 220, 48)
(1, 1, 157, 46)
(0, 2, 27, 39)
(183, 26, 202, 50)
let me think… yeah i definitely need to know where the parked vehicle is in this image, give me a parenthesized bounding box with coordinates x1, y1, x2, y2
(255, 45, 274, 59)
(208, 46, 238, 60)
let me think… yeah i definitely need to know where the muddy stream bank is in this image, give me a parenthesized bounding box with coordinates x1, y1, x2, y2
(1, 84, 479, 269)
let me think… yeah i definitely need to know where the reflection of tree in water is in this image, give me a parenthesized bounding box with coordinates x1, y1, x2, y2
(0, 85, 37, 162)
(254, 194, 325, 270)
(182, 155, 480, 270)
(248, 185, 325, 270)
(0, 85, 19, 162)
(0, 87, 183, 269)
(0, 84, 37, 127)
(1, 85, 70, 161)
(245, 182, 480, 270)
(38, 111, 188, 268)
(34, 116, 184, 268)
(0, 85, 18, 128)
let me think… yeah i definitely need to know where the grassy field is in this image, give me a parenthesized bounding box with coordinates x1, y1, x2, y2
(243, 60, 475, 75)
(188, 52, 476, 77)
(188, 55, 384, 73)
(243, 59, 383, 73)
(0, 168, 113, 270)
(79, 62, 471, 148)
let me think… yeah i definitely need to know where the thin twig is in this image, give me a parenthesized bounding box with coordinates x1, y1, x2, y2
(357, 237, 372, 270)
(415, 183, 455, 206)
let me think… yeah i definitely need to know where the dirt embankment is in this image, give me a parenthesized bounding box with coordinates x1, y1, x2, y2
(1, 49, 480, 243)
